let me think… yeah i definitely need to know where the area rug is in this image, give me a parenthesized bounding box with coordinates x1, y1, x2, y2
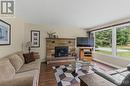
(52, 64, 88, 86)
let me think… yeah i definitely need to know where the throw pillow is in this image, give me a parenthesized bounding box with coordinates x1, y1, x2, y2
(23, 52, 35, 64)
(120, 73, 130, 86)
(32, 52, 40, 59)
(17, 51, 25, 63)
(8, 54, 24, 71)
(127, 64, 130, 71)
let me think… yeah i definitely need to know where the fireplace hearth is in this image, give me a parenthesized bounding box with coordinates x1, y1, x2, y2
(55, 46, 68, 57)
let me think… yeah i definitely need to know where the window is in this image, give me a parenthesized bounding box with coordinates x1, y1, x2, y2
(95, 29, 112, 55)
(93, 23, 130, 59)
(116, 26, 130, 58)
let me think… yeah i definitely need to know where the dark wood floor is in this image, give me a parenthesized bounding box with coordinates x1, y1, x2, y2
(38, 61, 116, 86)
(39, 62, 71, 86)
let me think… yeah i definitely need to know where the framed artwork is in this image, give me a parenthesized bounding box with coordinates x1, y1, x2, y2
(0, 19, 11, 45)
(31, 30, 40, 47)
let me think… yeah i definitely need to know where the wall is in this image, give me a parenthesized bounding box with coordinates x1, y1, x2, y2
(24, 23, 47, 61)
(0, 17, 25, 58)
(24, 24, 86, 61)
(47, 26, 87, 38)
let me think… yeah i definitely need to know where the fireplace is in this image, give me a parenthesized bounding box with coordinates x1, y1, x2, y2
(55, 46, 68, 57)
(46, 38, 75, 63)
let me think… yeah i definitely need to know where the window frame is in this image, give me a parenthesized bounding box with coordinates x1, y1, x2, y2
(92, 23, 130, 60)
(93, 28, 113, 55)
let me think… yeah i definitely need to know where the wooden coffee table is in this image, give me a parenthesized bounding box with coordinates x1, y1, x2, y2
(79, 73, 117, 86)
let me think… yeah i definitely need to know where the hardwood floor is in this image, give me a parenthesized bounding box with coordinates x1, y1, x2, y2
(39, 62, 71, 86)
(38, 61, 117, 86)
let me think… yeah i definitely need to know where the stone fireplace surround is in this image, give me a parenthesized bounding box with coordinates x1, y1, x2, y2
(46, 38, 75, 63)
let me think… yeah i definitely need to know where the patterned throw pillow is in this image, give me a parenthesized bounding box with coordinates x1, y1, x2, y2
(23, 52, 35, 64)
(120, 73, 130, 86)
(8, 54, 24, 71)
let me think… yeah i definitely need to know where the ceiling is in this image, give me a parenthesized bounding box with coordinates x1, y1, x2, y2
(16, 0, 130, 28)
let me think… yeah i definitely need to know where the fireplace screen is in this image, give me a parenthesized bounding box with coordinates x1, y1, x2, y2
(55, 46, 68, 57)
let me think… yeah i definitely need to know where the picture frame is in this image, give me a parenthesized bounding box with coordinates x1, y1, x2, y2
(0, 19, 11, 45)
(31, 30, 40, 48)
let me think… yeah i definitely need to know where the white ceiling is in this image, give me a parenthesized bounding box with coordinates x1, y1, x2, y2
(16, 0, 130, 28)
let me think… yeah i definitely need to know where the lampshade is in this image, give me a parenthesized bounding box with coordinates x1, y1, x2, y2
(26, 41, 32, 48)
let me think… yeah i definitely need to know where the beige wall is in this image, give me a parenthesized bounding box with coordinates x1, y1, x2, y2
(0, 17, 86, 60)
(24, 23, 87, 61)
(24, 23, 47, 61)
(47, 26, 87, 38)
(0, 17, 25, 58)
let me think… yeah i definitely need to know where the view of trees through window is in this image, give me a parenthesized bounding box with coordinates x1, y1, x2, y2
(94, 25, 130, 58)
(95, 29, 112, 55)
(116, 26, 130, 58)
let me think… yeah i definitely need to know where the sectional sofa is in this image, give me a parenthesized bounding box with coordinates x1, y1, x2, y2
(93, 66, 130, 86)
(0, 51, 41, 86)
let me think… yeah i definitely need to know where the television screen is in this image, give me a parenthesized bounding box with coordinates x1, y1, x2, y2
(77, 37, 94, 47)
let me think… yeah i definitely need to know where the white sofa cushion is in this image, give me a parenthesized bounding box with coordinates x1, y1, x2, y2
(17, 59, 41, 73)
(15, 70, 39, 86)
(120, 73, 130, 86)
(0, 58, 15, 83)
(0, 75, 33, 86)
(8, 54, 24, 71)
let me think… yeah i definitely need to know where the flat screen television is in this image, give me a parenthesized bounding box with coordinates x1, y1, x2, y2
(77, 37, 94, 47)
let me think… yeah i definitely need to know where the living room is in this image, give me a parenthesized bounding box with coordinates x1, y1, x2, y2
(0, 0, 130, 86)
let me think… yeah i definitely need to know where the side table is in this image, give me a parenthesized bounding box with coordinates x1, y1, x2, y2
(23, 52, 40, 63)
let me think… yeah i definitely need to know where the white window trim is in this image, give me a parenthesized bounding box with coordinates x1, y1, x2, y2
(93, 32, 96, 52)
(112, 27, 116, 56)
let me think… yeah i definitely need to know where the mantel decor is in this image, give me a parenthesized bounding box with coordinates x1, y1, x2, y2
(0, 19, 11, 45)
(47, 31, 58, 38)
(31, 30, 40, 48)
